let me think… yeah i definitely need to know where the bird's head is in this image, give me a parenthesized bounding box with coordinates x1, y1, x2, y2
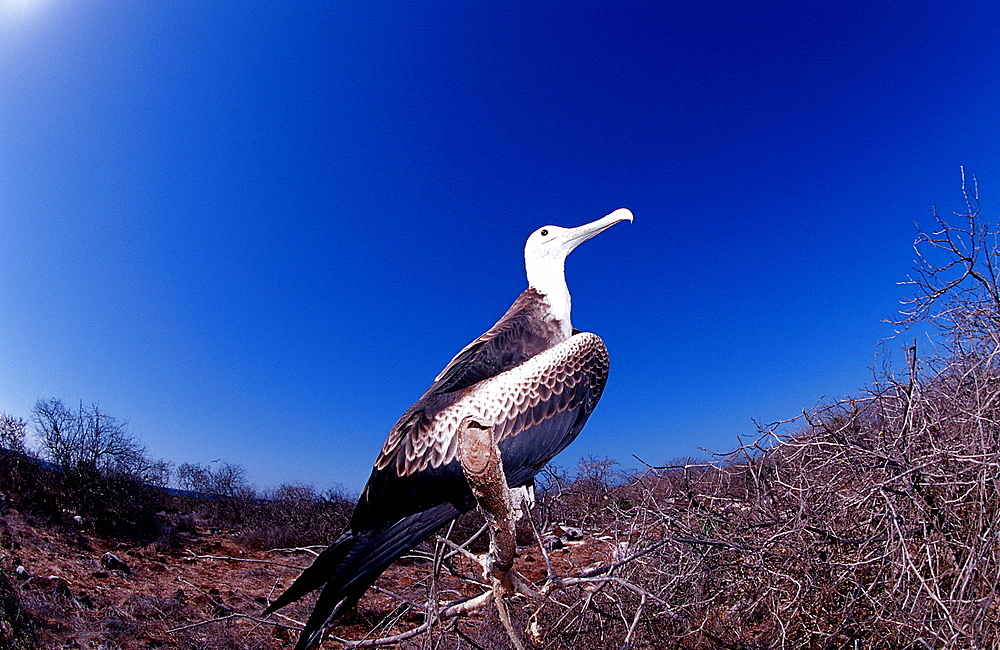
(524, 208, 633, 291)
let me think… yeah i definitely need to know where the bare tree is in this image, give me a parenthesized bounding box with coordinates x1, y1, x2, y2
(176, 462, 212, 493)
(174, 463, 211, 494)
(0, 413, 27, 454)
(176, 461, 249, 499)
(21, 399, 168, 535)
(31, 398, 147, 477)
(143, 458, 173, 488)
(897, 167, 1000, 364)
(209, 462, 249, 500)
(30, 398, 77, 464)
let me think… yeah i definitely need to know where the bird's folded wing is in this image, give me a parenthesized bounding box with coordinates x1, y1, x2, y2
(378, 332, 609, 477)
(429, 288, 557, 395)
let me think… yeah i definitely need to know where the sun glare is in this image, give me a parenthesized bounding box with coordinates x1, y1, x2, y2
(0, 0, 55, 48)
(1, 0, 52, 24)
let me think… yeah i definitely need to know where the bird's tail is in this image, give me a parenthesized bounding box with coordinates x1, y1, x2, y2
(263, 501, 464, 650)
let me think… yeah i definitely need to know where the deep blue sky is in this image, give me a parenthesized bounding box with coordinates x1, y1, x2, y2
(2, 2, 1000, 493)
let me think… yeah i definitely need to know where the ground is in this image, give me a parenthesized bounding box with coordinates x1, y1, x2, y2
(0, 505, 611, 649)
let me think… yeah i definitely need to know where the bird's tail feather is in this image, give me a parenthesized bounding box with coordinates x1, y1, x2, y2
(265, 501, 465, 650)
(261, 531, 359, 617)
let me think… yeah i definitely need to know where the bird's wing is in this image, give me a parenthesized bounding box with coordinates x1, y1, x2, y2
(365, 332, 609, 512)
(428, 289, 559, 395)
(486, 331, 610, 482)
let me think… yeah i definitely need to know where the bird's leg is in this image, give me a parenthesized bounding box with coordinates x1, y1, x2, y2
(509, 484, 535, 523)
(458, 417, 527, 650)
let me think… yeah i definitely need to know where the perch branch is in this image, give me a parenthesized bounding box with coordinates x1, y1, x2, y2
(457, 416, 527, 650)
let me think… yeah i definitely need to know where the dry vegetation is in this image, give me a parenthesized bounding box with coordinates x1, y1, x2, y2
(3, 178, 1000, 648)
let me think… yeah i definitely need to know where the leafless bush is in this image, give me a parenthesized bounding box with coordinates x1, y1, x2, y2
(0, 413, 27, 456)
(531, 457, 629, 533)
(235, 483, 354, 550)
(897, 168, 1000, 356)
(0, 414, 36, 501)
(0, 572, 34, 649)
(174, 461, 261, 529)
(176, 462, 251, 502)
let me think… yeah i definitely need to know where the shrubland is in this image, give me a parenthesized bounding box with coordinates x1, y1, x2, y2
(2, 179, 999, 648)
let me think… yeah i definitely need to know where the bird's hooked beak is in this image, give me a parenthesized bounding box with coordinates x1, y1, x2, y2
(563, 208, 634, 252)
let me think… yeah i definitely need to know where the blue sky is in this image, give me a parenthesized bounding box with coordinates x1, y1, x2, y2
(2, 2, 1000, 493)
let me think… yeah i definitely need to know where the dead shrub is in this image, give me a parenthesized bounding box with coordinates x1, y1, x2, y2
(0, 572, 34, 650)
(234, 483, 353, 550)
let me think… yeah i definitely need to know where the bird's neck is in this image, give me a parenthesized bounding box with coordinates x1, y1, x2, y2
(526, 257, 572, 338)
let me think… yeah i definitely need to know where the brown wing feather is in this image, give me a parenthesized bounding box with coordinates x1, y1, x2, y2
(374, 289, 564, 474)
(377, 332, 608, 476)
(429, 288, 563, 395)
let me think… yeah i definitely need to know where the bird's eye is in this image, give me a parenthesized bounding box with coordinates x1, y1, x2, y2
(540, 229, 548, 236)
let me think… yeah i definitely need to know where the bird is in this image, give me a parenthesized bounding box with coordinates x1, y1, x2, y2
(264, 208, 633, 649)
